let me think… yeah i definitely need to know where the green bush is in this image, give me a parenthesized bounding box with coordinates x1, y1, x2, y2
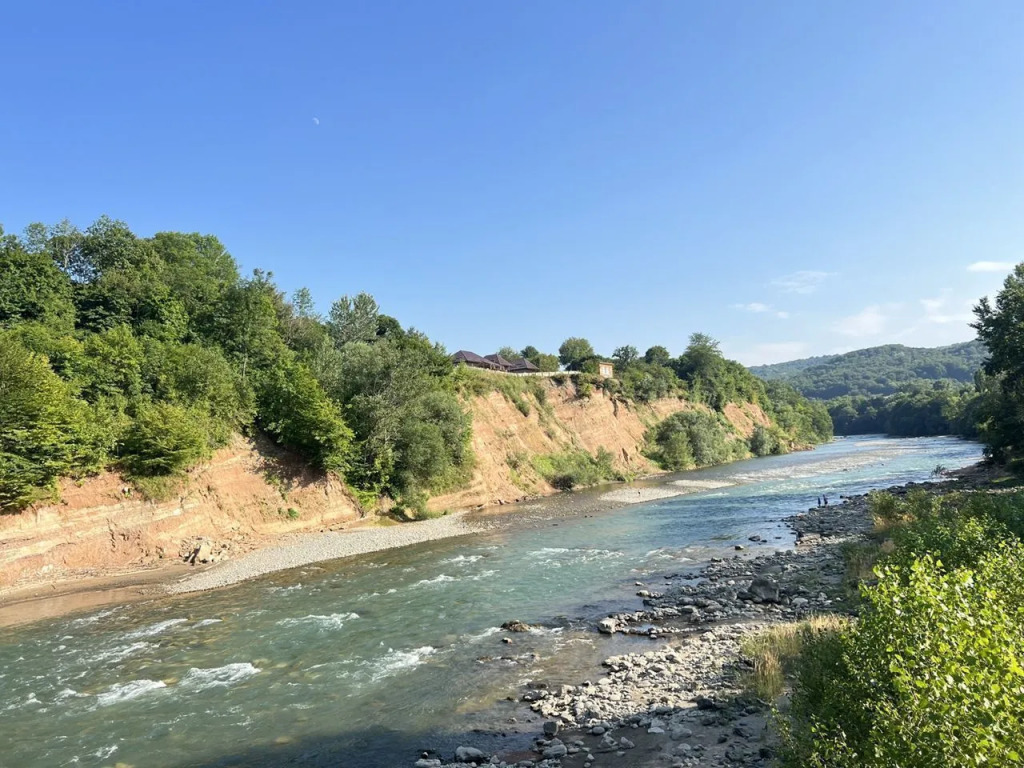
(121, 400, 210, 477)
(532, 448, 621, 490)
(647, 410, 738, 470)
(749, 424, 778, 457)
(258, 360, 353, 474)
(785, 549, 1024, 767)
(784, 490, 1024, 767)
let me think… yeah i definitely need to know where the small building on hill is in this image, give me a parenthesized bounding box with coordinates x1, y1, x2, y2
(507, 357, 540, 374)
(451, 350, 503, 370)
(598, 361, 614, 378)
(452, 350, 544, 374)
(484, 353, 515, 370)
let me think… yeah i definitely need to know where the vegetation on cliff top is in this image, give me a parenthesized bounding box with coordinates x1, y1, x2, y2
(0, 218, 472, 515)
(482, 332, 833, 472)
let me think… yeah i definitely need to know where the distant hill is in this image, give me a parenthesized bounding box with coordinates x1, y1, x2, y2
(749, 353, 839, 380)
(749, 341, 988, 399)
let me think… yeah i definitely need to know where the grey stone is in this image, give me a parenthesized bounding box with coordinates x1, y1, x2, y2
(542, 740, 568, 758)
(455, 746, 486, 762)
(748, 576, 780, 603)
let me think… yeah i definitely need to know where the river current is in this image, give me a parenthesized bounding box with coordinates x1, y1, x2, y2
(0, 436, 982, 767)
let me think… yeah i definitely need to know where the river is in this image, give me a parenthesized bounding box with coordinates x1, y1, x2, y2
(0, 435, 982, 767)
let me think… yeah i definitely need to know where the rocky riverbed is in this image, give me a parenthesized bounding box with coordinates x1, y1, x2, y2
(416, 473, 983, 768)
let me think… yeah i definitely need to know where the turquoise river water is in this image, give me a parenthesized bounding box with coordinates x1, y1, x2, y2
(0, 436, 982, 767)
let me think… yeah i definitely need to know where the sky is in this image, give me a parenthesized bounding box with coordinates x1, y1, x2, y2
(2, 1, 1023, 365)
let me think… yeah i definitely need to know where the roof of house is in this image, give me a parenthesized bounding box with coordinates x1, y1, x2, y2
(507, 357, 540, 372)
(484, 354, 515, 369)
(451, 350, 502, 369)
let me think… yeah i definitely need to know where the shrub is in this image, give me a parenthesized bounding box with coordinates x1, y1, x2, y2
(647, 410, 737, 470)
(786, 550, 1024, 767)
(258, 359, 353, 474)
(749, 424, 777, 457)
(532, 448, 621, 490)
(784, 488, 1024, 768)
(121, 400, 210, 477)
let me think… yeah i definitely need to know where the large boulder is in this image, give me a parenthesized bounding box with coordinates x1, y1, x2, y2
(597, 617, 618, 634)
(542, 739, 568, 758)
(748, 576, 780, 603)
(454, 746, 486, 763)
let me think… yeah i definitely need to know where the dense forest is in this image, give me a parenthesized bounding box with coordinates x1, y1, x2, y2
(750, 340, 990, 439)
(0, 218, 832, 517)
(750, 340, 988, 399)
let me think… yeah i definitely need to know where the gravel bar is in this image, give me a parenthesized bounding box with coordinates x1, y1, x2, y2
(599, 487, 685, 504)
(168, 513, 476, 594)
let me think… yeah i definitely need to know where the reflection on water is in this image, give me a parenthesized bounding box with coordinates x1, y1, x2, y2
(0, 436, 982, 767)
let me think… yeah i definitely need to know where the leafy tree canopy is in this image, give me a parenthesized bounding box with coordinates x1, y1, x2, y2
(558, 337, 595, 371)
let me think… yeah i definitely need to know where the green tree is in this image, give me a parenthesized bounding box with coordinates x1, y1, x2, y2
(558, 337, 595, 371)
(972, 262, 1024, 460)
(257, 359, 353, 474)
(328, 292, 380, 347)
(0, 334, 94, 511)
(142, 340, 253, 444)
(211, 270, 288, 381)
(0, 235, 75, 330)
(644, 345, 671, 367)
(121, 400, 211, 477)
(612, 345, 639, 368)
(620, 361, 678, 402)
(648, 410, 736, 470)
(521, 345, 560, 372)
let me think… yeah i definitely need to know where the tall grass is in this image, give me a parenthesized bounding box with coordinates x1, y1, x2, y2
(740, 615, 850, 701)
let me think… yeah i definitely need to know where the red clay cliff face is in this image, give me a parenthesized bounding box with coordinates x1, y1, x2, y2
(0, 436, 361, 591)
(427, 381, 771, 512)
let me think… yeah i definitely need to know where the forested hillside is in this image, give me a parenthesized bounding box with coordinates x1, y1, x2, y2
(751, 341, 988, 399)
(748, 353, 838, 381)
(0, 217, 832, 520)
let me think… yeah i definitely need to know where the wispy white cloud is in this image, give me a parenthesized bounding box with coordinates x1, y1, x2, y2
(920, 293, 974, 325)
(732, 302, 790, 319)
(833, 305, 888, 337)
(967, 261, 1013, 273)
(771, 270, 832, 295)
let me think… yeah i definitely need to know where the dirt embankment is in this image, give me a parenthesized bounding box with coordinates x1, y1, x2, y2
(429, 380, 769, 512)
(0, 436, 362, 594)
(0, 379, 771, 600)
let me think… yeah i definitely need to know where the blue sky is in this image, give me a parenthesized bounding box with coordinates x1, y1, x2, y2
(2, 1, 1023, 365)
